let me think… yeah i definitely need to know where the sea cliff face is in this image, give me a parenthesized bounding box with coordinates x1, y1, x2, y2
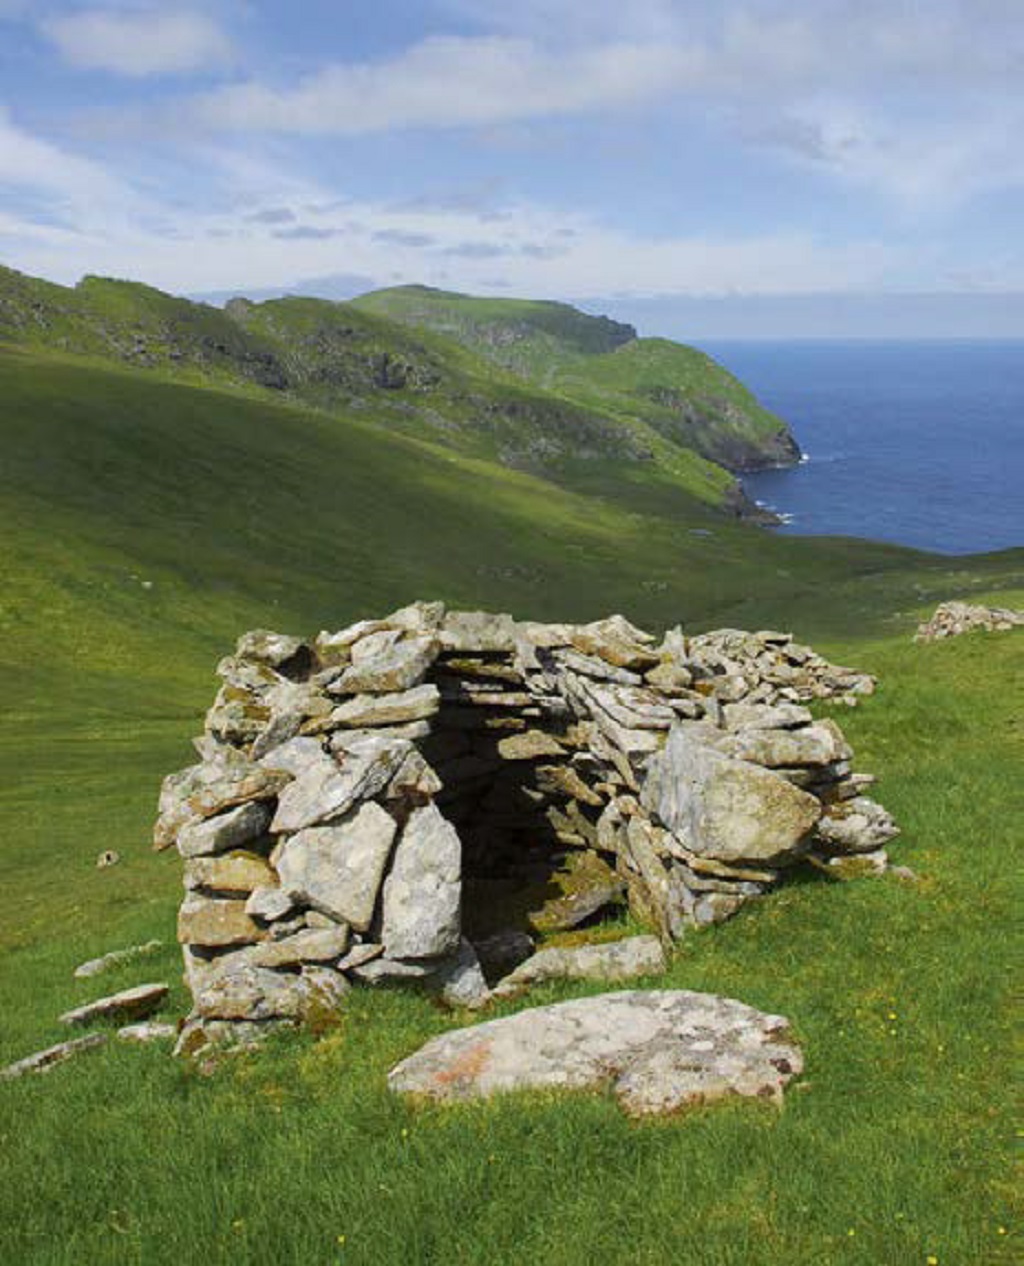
(353, 287, 803, 477)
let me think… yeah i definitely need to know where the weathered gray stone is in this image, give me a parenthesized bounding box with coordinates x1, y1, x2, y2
(315, 620, 388, 666)
(718, 721, 850, 769)
(350, 628, 404, 663)
(244, 885, 296, 923)
(177, 801, 272, 859)
(692, 892, 753, 926)
(554, 648, 643, 685)
(440, 610, 517, 652)
(337, 942, 384, 972)
(492, 935, 666, 997)
(642, 726, 821, 866)
(117, 1022, 177, 1044)
(173, 1016, 294, 1059)
(60, 983, 169, 1027)
(722, 702, 814, 731)
(386, 599, 447, 632)
(204, 686, 271, 745)
(74, 940, 163, 980)
(257, 735, 326, 775)
(570, 615, 660, 670)
(194, 963, 349, 1021)
(1, 1034, 107, 1080)
(388, 990, 802, 1116)
(329, 684, 440, 729)
(430, 938, 491, 1009)
(247, 925, 350, 968)
(350, 956, 439, 984)
(184, 850, 275, 894)
(644, 661, 694, 692)
(336, 635, 439, 695)
(186, 765, 290, 823)
(178, 895, 267, 948)
(381, 803, 461, 959)
(808, 849, 889, 880)
(216, 654, 281, 694)
(235, 629, 308, 667)
(271, 736, 409, 832)
(274, 801, 398, 930)
(814, 797, 899, 854)
(383, 748, 443, 803)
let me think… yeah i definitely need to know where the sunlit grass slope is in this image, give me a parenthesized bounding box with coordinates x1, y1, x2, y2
(0, 341, 1021, 1265)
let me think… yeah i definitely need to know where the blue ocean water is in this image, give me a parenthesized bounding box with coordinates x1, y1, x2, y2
(701, 341, 1024, 555)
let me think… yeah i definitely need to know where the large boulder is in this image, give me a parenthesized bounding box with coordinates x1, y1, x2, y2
(389, 990, 802, 1117)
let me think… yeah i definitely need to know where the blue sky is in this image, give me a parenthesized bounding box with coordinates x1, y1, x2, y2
(1, 0, 1022, 334)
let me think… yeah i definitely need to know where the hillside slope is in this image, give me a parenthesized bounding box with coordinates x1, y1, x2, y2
(0, 267, 787, 515)
(351, 284, 799, 471)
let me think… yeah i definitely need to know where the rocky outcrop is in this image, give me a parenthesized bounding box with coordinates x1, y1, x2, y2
(158, 605, 897, 1051)
(915, 601, 1024, 642)
(388, 990, 803, 1117)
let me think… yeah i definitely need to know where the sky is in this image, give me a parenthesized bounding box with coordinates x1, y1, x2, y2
(1, 0, 1023, 336)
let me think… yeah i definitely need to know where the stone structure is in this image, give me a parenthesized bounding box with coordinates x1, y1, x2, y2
(915, 600, 1024, 642)
(155, 605, 898, 1052)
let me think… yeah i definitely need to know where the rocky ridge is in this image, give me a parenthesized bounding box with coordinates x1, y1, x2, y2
(157, 604, 898, 1054)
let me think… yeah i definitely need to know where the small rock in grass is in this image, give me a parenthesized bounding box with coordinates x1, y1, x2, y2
(117, 1022, 178, 1044)
(74, 940, 163, 980)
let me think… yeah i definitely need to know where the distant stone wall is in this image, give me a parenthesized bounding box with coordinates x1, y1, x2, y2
(915, 601, 1024, 642)
(155, 605, 898, 1054)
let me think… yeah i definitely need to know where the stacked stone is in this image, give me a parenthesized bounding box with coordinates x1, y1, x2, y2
(682, 627, 877, 706)
(914, 600, 1024, 642)
(156, 604, 899, 1051)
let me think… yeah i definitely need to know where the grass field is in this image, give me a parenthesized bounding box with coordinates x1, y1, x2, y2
(0, 340, 1020, 1264)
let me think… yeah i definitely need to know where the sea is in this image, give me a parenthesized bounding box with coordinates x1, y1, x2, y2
(700, 340, 1024, 556)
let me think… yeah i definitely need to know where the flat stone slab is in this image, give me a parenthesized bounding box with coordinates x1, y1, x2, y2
(73, 940, 163, 979)
(117, 1022, 178, 1044)
(389, 990, 802, 1117)
(59, 983, 169, 1027)
(492, 935, 666, 997)
(1, 1034, 108, 1080)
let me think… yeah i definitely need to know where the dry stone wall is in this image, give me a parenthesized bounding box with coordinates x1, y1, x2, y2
(156, 604, 898, 1053)
(915, 601, 1024, 642)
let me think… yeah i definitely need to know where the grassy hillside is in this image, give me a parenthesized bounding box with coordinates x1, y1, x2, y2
(352, 285, 798, 471)
(0, 266, 785, 513)
(0, 332, 1020, 1264)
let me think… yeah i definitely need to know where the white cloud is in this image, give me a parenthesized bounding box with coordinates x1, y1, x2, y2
(0, 108, 127, 207)
(195, 36, 693, 133)
(170, 3, 1024, 212)
(42, 8, 232, 77)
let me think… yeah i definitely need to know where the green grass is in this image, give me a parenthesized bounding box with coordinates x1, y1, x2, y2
(0, 336, 1021, 1264)
(0, 267, 766, 507)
